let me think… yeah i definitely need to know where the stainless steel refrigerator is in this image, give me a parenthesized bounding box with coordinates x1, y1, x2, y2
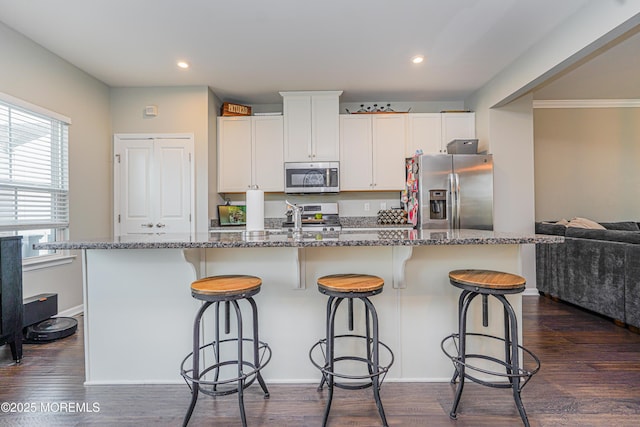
(405, 154, 493, 230)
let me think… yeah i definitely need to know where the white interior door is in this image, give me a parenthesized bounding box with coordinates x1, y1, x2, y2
(154, 139, 193, 233)
(114, 134, 194, 236)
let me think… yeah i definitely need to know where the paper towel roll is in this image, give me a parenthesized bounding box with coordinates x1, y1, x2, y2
(246, 188, 264, 231)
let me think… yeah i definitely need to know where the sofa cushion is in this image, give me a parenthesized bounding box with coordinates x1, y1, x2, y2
(565, 227, 640, 244)
(567, 217, 606, 229)
(600, 221, 640, 231)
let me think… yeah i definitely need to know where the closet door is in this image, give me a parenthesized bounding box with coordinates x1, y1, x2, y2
(114, 135, 194, 236)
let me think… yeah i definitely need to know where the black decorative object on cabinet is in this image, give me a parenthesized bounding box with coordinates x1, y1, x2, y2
(0, 236, 23, 363)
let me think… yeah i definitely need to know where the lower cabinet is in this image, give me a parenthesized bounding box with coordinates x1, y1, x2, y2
(340, 114, 407, 191)
(217, 116, 284, 193)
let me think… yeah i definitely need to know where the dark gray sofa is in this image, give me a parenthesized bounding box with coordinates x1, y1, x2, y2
(535, 221, 640, 330)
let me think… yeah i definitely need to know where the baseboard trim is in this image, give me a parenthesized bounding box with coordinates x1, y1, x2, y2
(523, 288, 539, 296)
(56, 304, 83, 318)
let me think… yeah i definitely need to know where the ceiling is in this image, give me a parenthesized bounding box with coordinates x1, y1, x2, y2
(0, 0, 637, 104)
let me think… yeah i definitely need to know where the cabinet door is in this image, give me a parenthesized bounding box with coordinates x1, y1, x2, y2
(312, 94, 340, 161)
(253, 116, 284, 191)
(115, 136, 193, 235)
(407, 113, 443, 155)
(217, 117, 252, 192)
(372, 115, 406, 190)
(283, 95, 312, 161)
(442, 112, 476, 148)
(339, 115, 373, 190)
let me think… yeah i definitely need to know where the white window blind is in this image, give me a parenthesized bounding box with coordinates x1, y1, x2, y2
(0, 95, 69, 233)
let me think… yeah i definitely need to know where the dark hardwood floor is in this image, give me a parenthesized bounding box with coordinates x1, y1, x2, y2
(2, 295, 640, 426)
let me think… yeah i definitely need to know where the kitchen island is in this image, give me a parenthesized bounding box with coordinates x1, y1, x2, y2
(36, 229, 561, 385)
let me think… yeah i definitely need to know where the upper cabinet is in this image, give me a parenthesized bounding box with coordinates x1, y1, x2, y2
(406, 113, 442, 156)
(406, 112, 476, 155)
(340, 114, 407, 191)
(280, 91, 342, 162)
(217, 115, 284, 193)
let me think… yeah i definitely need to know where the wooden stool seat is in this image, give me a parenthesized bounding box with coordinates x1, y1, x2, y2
(191, 275, 261, 297)
(317, 274, 384, 293)
(449, 269, 525, 292)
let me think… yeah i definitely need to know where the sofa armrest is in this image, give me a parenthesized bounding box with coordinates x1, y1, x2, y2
(535, 222, 567, 236)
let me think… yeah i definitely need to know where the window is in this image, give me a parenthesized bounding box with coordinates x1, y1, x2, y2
(0, 93, 70, 260)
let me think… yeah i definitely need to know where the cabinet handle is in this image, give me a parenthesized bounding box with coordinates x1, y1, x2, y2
(156, 223, 166, 228)
(141, 223, 153, 228)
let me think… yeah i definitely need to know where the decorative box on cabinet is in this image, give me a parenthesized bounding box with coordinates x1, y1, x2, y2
(217, 115, 284, 193)
(0, 236, 23, 363)
(340, 114, 406, 191)
(280, 91, 342, 162)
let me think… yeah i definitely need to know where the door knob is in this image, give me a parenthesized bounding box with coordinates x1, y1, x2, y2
(156, 223, 166, 228)
(141, 223, 153, 228)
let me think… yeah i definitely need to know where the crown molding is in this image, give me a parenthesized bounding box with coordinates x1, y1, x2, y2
(533, 99, 640, 109)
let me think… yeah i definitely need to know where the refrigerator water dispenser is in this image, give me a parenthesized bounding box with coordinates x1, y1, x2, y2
(429, 190, 447, 220)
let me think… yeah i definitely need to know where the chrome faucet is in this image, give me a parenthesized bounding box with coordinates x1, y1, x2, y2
(285, 200, 303, 234)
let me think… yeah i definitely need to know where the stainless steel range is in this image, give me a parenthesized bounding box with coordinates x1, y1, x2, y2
(283, 202, 341, 232)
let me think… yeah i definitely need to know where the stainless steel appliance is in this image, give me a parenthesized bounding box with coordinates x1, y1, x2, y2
(282, 202, 341, 232)
(284, 162, 339, 194)
(405, 154, 493, 230)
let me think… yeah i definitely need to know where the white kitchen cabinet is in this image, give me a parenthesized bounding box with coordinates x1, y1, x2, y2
(217, 115, 284, 193)
(280, 91, 342, 162)
(340, 114, 406, 191)
(406, 113, 442, 156)
(114, 134, 194, 236)
(406, 112, 476, 155)
(441, 112, 476, 150)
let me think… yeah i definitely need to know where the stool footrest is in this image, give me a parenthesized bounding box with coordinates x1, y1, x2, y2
(441, 332, 540, 390)
(309, 334, 394, 386)
(180, 338, 272, 397)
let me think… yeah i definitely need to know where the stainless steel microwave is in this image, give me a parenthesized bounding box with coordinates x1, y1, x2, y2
(284, 162, 339, 194)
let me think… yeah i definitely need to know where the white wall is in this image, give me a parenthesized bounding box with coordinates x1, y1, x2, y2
(0, 22, 111, 312)
(465, 3, 640, 291)
(534, 106, 640, 222)
(110, 86, 211, 234)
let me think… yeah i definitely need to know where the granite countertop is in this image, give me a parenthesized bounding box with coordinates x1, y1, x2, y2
(34, 228, 563, 250)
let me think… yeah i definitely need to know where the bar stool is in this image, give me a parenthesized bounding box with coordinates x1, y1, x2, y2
(309, 274, 394, 427)
(441, 269, 540, 427)
(180, 275, 271, 427)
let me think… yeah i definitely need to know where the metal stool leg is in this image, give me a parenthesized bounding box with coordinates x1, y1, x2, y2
(449, 291, 477, 420)
(248, 297, 270, 398)
(212, 302, 222, 392)
(363, 297, 388, 427)
(223, 300, 246, 427)
(318, 295, 335, 392)
(450, 290, 471, 384)
(496, 294, 530, 427)
(322, 297, 342, 427)
(183, 301, 212, 427)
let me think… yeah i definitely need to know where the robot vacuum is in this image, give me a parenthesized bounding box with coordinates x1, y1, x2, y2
(23, 317, 78, 342)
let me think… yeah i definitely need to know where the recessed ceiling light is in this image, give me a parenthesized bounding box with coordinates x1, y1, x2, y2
(177, 61, 190, 69)
(411, 55, 425, 64)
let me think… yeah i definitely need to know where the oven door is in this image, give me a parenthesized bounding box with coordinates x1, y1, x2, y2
(284, 162, 339, 193)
